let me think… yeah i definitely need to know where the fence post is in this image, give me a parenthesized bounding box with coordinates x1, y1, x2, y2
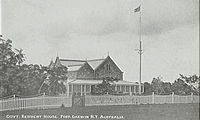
(42, 93, 45, 109)
(66, 84, 69, 96)
(191, 92, 193, 103)
(152, 92, 155, 104)
(72, 93, 74, 107)
(13, 94, 16, 110)
(171, 92, 174, 104)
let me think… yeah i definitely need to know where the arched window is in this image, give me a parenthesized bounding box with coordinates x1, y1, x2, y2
(106, 64, 111, 71)
(106, 64, 109, 71)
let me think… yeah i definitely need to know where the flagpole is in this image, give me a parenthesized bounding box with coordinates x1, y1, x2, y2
(0, 0, 2, 37)
(139, 6, 142, 95)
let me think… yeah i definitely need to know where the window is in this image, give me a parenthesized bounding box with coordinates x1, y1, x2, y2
(106, 64, 108, 71)
(117, 86, 120, 91)
(126, 86, 130, 92)
(131, 86, 134, 92)
(82, 85, 85, 92)
(73, 85, 76, 92)
(96, 73, 99, 77)
(106, 64, 111, 71)
(121, 86, 125, 92)
(86, 85, 90, 92)
(141, 85, 143, 93)
(69, 85, 72, 92)
(77, 85, 81, 92)
(135, 85, 139, 92)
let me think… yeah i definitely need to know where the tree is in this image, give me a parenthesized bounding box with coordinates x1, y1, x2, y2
(0, 38, 68, 97)
(171, 78, 192, 95)
(162, 82, 172, 94)
(151, 76, 165, 95)
(40, 65, 68, 95)
(144, 80, 172, 95)
(91, 77, 119, 95)
(143, 82, 152, 95)
(0, 39, 25, 67)
(15, 64, 48, 96)
(179, 74, 199, 94)
(0, 39, 25, 97)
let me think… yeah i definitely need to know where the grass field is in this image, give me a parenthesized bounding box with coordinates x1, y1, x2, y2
(0, 103, 199, 120)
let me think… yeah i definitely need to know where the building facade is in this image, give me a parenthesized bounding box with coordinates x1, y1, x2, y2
(49, 56, 144, 96)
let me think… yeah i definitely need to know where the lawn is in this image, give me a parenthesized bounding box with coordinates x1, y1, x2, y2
(1, 103, 199, 120)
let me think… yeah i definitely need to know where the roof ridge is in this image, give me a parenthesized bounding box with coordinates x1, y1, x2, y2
(59, 59, 86, 62)
(87, 59, 105, 62)
(68, 64, 84, 67)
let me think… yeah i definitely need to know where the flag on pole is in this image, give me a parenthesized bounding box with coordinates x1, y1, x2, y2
(134, 5, 141, 12)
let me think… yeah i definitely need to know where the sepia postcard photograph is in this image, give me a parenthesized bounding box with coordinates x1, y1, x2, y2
(0, 0, 199, 120)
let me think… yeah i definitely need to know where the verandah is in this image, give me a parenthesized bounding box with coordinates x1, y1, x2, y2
(67, 84, 144, 96)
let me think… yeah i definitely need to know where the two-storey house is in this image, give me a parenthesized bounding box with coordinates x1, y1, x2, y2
(49, 55, 144, 95)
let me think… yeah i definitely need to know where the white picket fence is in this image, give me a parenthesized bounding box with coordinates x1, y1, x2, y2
(85, 95, 153, 106)
(0, 95, 72, 111)
(0, 93, 199, 111)
(85, 93, 199, 106)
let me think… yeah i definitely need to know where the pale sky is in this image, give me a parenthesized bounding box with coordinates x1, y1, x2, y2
(2, 0, 199, 83)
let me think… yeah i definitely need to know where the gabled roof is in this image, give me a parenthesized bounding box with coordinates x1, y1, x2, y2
(48, 60, 55, 69)
(67, 65, 83, 71)
(95, 56, 123, 72)
(52, 56, 123, 72)
(59, 59, 86, 67)
(58, 58, 106, 71)
(54, 56, 62, 67)
(87, 59, 105, 69)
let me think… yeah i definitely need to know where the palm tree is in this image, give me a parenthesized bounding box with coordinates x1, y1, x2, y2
(14, 48, 25, 65)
